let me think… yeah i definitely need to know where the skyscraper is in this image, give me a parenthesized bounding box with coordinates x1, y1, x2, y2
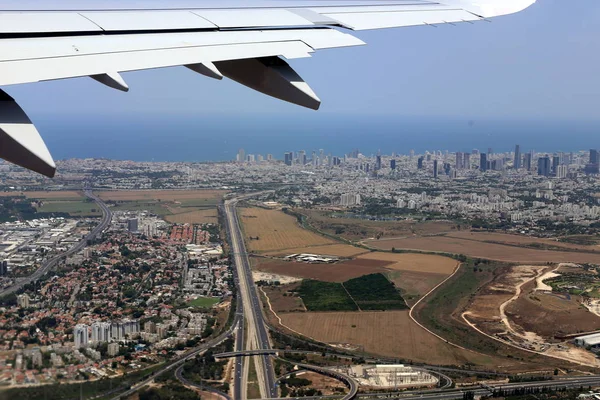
(586, 149, 600, 174)
(127, 218, 138, 233)
(552, 155, 560, 175)
(464, 153, 471, 170)
(480, 153, 487, 172)
(417, 156, 424, 169)
(523, 152, 532, 171)
(514, 145, 521, 169)
(237, 148, 245, 163)
(433, 160, 438, 178)
(455, 152, 464, 170)
(284, 152, 293, 166)
(375, 155, 382, 170)
(537, 156, 551, 177)
(390, 159, 396, 170)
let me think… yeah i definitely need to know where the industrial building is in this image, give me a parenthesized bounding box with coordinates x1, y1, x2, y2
(574, 333, 600, 349)
(337, 365, 438, 389)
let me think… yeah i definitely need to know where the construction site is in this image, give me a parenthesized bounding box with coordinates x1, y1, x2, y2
(333, 365, 438, 389)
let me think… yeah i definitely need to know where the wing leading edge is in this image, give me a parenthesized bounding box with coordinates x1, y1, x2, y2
(0, 0, 537, 177)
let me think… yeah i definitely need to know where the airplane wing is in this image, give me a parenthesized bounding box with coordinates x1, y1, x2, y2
(0, 0, 536, 177)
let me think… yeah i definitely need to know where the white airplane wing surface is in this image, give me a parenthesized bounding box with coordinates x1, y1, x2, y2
(0, 0, 536, 177)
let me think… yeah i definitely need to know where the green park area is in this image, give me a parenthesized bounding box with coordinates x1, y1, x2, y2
(188, 296, 220, 308)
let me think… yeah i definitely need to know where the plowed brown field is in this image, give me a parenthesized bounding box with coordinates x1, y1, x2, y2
(356, 252, 458, 275)
(241, 208, 336, 252)
(265, 244, 369, 258)
(280, 311, 501, 366)
(368, 236, 600, 264)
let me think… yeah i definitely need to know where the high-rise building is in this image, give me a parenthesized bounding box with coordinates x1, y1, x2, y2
(91, 322, 111, 343)
(266, 154, 273, 161)
(552, 155, 560, 175)
(107, 343, 120, 357)
(556, 165, 568, 179)
(523, 152, 532, 171)
(591, 149, 599, 165)
(17, 294, 29, 308)
(74, 324, 89, 349)
(417, 156, 424, 169)
(0, 260, 7, 275)
(587, 149, 600, 174)
(375, 155, 382, 170)
(284, 152, 293, 166)
(455, 152, 464, 170)
(464, 153, 471, 169)
(514, 145, 521, 169)
(340, 194, 361, 207)
(390, 159, 396, 170)
(433, 160, 438, 178)
(480, 153, 487, 172)
(127, 218, 138, 233)
(537, 156, 551, 177)
(236, 148, 245, 163)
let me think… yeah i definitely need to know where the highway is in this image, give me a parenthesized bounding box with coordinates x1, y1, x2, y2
(224, 196, 277, 399)
(0, 189, 112, 297)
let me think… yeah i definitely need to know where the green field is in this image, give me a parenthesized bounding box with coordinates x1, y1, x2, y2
(109, 200, 171, 216)
(188, 296, 220, 308)
(344, 273, 408, 310)
(297, 280, 358, 311)
(37, 201, 102, 217)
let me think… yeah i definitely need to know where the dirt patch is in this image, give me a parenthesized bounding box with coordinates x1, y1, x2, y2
(97, 190, 226, 201)
(304, 210, 456, 241)
(165, 209, 218, 224)
(387, 270, 449, 306)
(252, 258, 386, 283)
(356, 253, 458, 275)
(369, 236, 600, 264)
(507, 284, 600, 338)
(242, 208, 335, 253)
(265, 244, 369, 258)
(446, 232, 600, 253)
(262, 283, 306, 313)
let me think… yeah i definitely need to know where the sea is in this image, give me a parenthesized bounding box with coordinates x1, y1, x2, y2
(35, 113, 600, 162)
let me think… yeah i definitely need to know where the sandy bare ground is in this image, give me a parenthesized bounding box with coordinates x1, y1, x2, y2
(252, 271, 302, 285)
(463, 264, 600, 368)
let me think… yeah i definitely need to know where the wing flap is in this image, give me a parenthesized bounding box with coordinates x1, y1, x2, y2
(324, 9, 481, 30)
(0, 12, 102, 34)
(81, 10, 217, 31)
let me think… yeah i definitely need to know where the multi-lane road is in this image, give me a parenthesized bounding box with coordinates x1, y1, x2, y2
(224, 197, 277, 399)
(0, 189, 112, 297)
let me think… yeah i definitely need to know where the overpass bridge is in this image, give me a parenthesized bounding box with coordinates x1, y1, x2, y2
(214, 349, 278, 359)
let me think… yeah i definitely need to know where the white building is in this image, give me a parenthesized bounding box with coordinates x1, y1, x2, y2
(74, 324, 89, 349)
(91, 322, 112, 343)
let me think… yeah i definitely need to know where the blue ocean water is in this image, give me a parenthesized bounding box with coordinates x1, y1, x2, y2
(34, 113, 600, 161)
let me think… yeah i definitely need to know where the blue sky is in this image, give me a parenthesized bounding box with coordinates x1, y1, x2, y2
(3, 0, 600, 161)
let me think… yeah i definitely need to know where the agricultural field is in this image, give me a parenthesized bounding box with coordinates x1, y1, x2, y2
(37, 200, 103, 217)
(386, 270, 449, 306)
(241, 208, 336, 253)
(297, 280, 358, 312)
(355, 252, 458, 275)
(294, 274, 407, 312)
(97, 190, 226, 222)
(368, 235, 600, 264)
(0, 190, 84, 200)
(278, 311, 500, 366)
(445, 231, 600, 253)
(303, 209, 457, 241)
(164, 209, 218, 224)
(252, 258, 389, 283)
(265, 244, 369, 258)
